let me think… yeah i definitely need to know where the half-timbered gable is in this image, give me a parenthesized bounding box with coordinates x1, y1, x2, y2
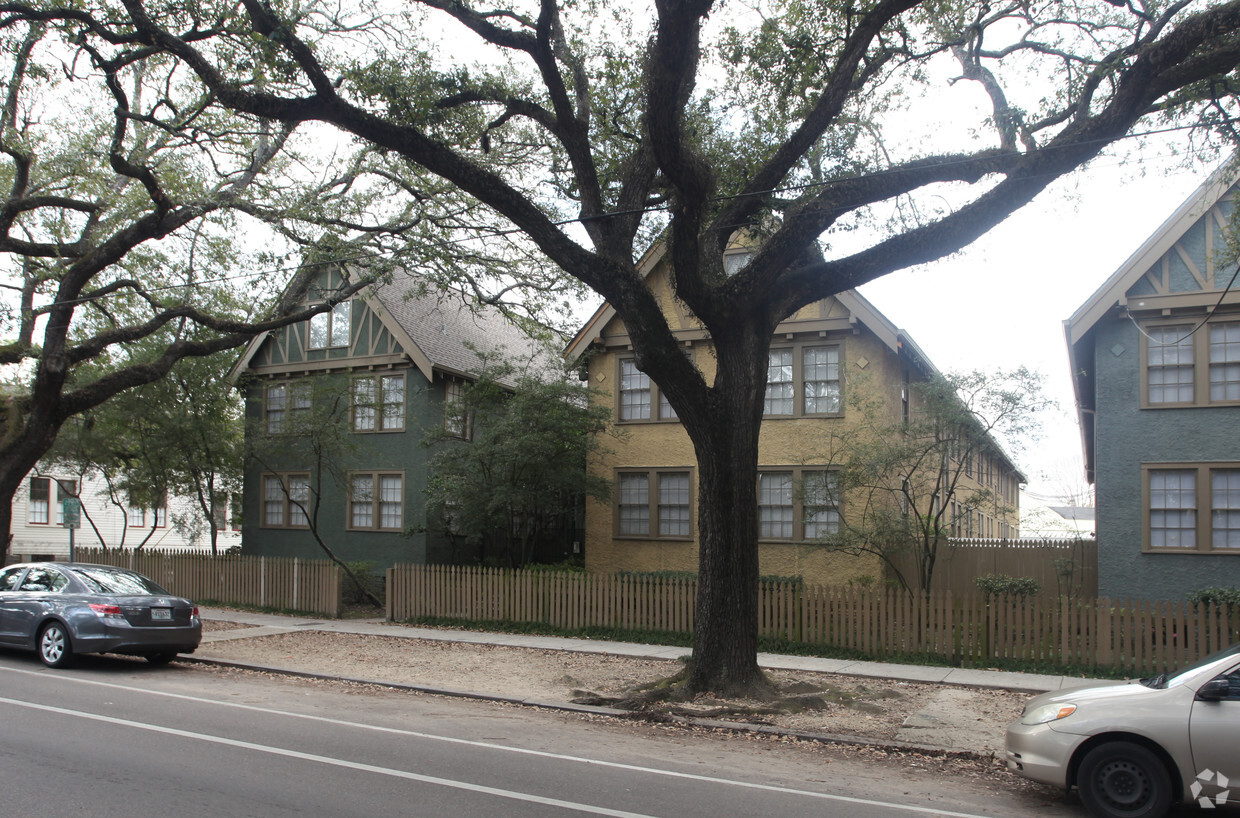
(1066, 161, 1240, 599)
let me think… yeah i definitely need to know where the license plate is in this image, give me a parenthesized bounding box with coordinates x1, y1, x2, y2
(151, 607, 172, 621)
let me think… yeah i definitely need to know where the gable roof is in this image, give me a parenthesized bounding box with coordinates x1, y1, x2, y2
(563, 240, 933, 375)
(231, 270, 546, 384)
(1065, 159, 1240, 349)
(1064, 158, 1240, 482)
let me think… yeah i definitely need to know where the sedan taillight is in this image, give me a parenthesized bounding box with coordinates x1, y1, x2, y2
(90, 603, 123, 617)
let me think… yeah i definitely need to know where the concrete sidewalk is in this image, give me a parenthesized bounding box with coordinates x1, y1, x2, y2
(198, 606, 1106, 695)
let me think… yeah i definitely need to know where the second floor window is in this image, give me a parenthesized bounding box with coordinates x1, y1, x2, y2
(444, 378, 470, 438)
(764, 344, 843, 417)
(265, 383, 310, 434)
(617, 358, 677, 422)
(354, 374, 406, 432)
(1209, 321, 1240, 402)
(1147, 325, 1194, 405)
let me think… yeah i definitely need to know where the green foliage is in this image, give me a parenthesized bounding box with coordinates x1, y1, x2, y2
(974, 574, 1041, 598)
(1186, 587, 1240, 607)
(819, 367, 1052, 595)
(423, 351, 616, 568)
(50, 347, 244, 552)
(343, 561, 386, 606)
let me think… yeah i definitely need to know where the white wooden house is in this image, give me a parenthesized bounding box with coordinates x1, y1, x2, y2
(7, 467, 240, 562)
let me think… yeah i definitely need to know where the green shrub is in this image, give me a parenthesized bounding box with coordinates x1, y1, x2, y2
(343, 561, 385, 606)
(974, 573, 1040, 598)
(1186, 586, 1240, 607)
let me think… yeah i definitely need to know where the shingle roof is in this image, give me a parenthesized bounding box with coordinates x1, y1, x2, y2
(370, 276, 548, 381)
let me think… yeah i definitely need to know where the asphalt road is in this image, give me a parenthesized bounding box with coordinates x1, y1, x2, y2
(0, 650, 1082, 817)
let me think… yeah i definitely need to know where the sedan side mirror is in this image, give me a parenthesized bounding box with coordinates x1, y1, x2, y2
(1196, 678, 1231, 702)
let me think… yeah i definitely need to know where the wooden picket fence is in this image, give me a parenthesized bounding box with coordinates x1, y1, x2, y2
(388, 564, 1240, 675)
(77, 548, 343, 618)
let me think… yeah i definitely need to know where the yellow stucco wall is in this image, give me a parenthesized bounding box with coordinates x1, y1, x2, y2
(576, 254, 1019, 587)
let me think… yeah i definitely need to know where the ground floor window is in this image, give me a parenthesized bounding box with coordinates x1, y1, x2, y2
(615, 469, 693, 539)
(1144, 463, 1240, 552)
(262, 473, 311, 528)
(349, 472, 404, 531)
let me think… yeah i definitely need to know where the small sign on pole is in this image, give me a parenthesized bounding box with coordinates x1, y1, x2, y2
(62, 498, 81, 529)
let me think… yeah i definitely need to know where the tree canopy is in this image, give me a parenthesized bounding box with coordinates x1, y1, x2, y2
(5, 0, 1240, 693)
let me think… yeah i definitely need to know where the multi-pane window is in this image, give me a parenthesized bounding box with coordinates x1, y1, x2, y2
(1209, 322, 1240, 402)
(262, 473, 310, 528)
(349, 473, 403, 530)
(444, 378, 469, 438)
(759, 469, 843, 541)
(617, 358, 679, 422)
(616, 470, 693, 538)
(803, 346, 841, 414)
(28, 477, 49, 524)
(354, 374, 406, 433)
(759, 472, 794, 538)
(127, 505, 145, 527)
(764, 350, 794, 416)
(309, 301, 351, 350)
(658, 473, 691, 537)
(1149, 468, 1196, 548)
(619, 359, 652, 421)
(1212, 469, 1240, 549)
(1146, 325, 1195, 404)
(803, 471, 840, 539)
(764, 344, 843, 417)
(1147, 464, 1240, 552)
(265, 384, 286, 433)
(618, 472, 651, 535)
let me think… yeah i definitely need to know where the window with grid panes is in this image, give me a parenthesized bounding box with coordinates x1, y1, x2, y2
(619, 359, 651, 421)
(764, 350, 794, 415)
(1210, 321, 1240, 402)
(658, 473, 691, 537)
(618, 472, 650, 535)
(803, 471, 840, 538)
(802, 346, 840, 414)
(758, 472, 794, 538)
(1212, 469, 1240, 549)
(1149, 468, 1197, 548)
(349, 473, 403, 530)
(1147, 325, 1195, 404)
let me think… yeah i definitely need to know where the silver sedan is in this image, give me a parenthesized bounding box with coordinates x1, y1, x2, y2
(1006, 643, 1240, 818)
(0, 561, 201, 667)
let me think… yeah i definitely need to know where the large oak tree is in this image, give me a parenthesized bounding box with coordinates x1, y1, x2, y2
(7, 0, 1240, 693)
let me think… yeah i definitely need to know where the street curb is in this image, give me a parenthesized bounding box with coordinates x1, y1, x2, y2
(184, 655, 992, 763)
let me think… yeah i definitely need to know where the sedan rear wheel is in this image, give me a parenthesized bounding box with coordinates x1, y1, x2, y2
(38, 622, 74, 668)
(1077, 741, 1172, 818)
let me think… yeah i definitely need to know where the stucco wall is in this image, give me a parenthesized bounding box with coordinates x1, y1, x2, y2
(582, 321, 899, 587)
(1093, 318, 1240, 599)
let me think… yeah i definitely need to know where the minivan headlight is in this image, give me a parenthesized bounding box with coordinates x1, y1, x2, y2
(1021, 703, 1077, 725)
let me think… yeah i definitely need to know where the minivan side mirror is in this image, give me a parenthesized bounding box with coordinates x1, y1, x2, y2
(1196, 678, 1231, 702)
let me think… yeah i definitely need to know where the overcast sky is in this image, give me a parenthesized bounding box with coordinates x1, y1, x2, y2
(857, 144, 1223, 506)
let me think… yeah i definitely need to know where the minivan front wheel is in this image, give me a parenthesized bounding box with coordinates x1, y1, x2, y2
(1077, 741, 1172, 818)
(38, 621, 74, 668)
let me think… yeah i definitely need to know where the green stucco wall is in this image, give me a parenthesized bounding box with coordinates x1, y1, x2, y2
(1092, 318, 1240, 600)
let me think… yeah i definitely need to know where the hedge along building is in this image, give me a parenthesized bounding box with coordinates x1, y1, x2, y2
(565, 242, 1024, 587)
(230, 266, 545, 570)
